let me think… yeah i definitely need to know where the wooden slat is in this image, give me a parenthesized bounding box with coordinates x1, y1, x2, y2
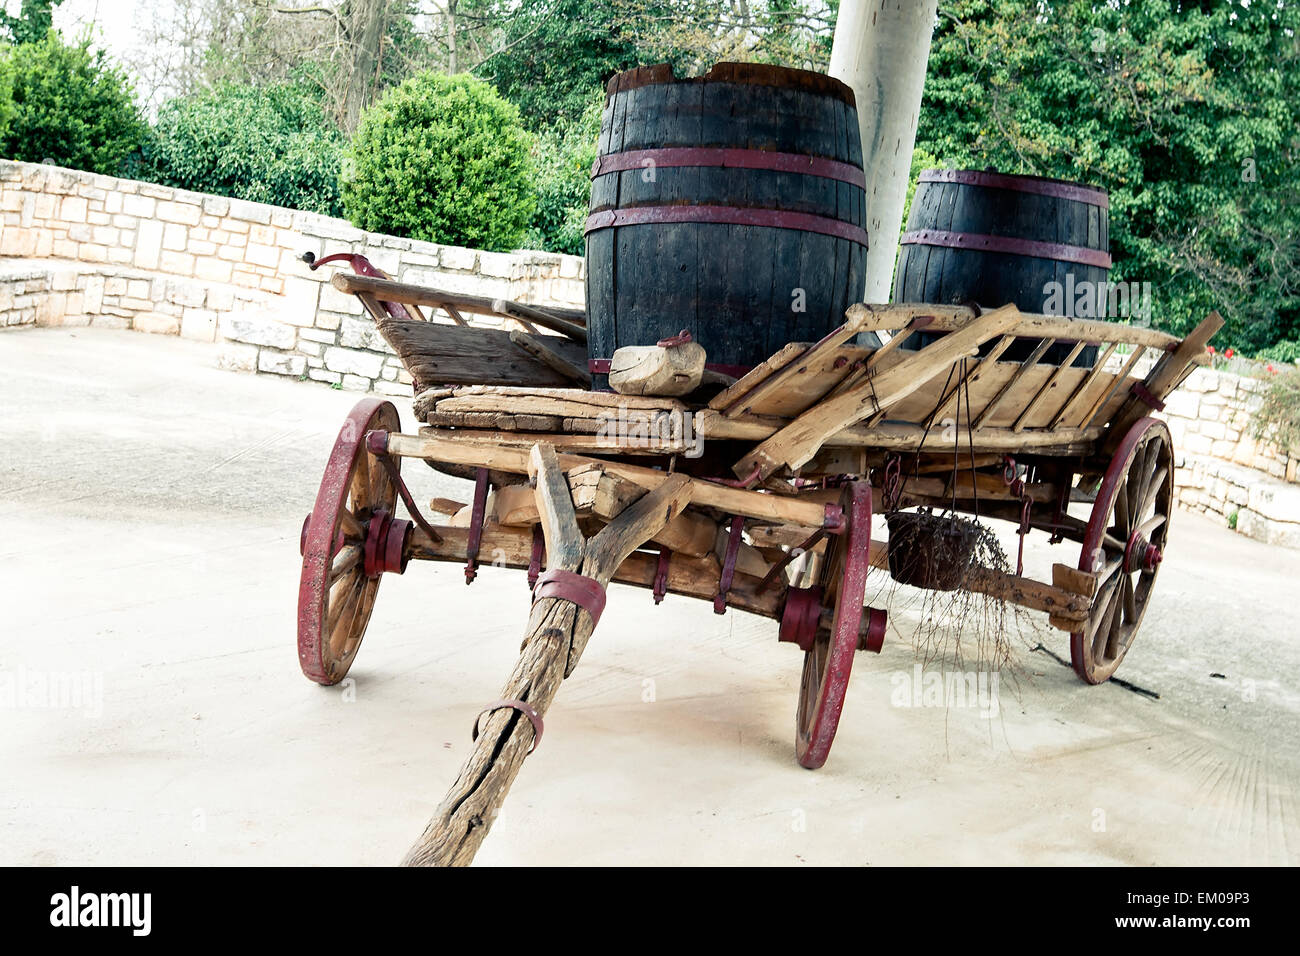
(1012, 340, 1088, 433)
(970, 337, 1056, 429)
(731, 305, 1027, 480)
(1081, 346, 1146, 428)
(1101, 311, 1224, 449)
(717, 309, 874, 419)
(852, 302, 1181, 351)
(926, 334, 1014, 425)
(332, 272, 587, 340)
(377, 319, 585, 389)
(1049, 341, 1119, 429)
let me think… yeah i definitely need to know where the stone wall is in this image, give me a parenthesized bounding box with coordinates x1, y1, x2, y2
(1160, 364, 1300, 548)
(0, 159, 585, 395)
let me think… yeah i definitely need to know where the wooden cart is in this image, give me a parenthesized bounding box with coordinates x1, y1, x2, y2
(296, 256, 1221, 865)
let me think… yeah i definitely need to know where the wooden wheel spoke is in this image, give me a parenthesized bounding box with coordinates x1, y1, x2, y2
(327, 577, 366, 655)
(1137, 464, 1168, 521)
(1122, 572, 1137, 625)
(339, 508, 364, 539)
(1135, 513, 1166, 540)
(330, 545, 362, 584)
(350, 453, 373, 512)
(1090, 576, 1122, 660)
(1114, 475, 1132, 536)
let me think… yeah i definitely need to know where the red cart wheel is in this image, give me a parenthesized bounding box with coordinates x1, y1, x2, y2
(795, 480, 877, 769)
(1071, 417, 1173, 684)
(298, 398, 404, 685)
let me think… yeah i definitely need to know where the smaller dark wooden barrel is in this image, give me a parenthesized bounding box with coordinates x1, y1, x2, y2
(585, 63, 869, 384)
(893, 169, 1111, 366)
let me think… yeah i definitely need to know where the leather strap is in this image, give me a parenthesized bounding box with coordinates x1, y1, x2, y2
(533, 569, 607, 628)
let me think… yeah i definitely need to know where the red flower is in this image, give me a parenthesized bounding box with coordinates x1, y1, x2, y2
(1268, 363, 1276, 374)
(1207, 345, 1216, 355)
(1225, 348, 1235, 359)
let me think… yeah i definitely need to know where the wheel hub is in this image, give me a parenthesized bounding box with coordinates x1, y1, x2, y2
(363, 509, 412, 578)
(1124, 528, 1162, 573)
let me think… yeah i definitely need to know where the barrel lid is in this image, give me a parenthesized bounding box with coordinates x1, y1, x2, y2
(920, 169, 1109, 208)
(605, 62, 858, 108)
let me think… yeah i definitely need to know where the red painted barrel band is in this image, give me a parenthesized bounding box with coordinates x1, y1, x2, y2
(919, 169, 1109, 208)
(900, 229, 1111, 269)
(589, 358, 753, 379)
(591, 148, 867, 188)
(585, 205, 869, 246)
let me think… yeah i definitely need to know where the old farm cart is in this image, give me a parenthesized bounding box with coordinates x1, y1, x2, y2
(297, 263, 1220, 865)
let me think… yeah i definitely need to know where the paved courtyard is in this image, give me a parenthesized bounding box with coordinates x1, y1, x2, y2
(2, 327, 1297, 865)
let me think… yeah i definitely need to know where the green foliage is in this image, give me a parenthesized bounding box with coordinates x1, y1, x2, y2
(1255, 340, 1300, 365)
(0, 0, 62, 46)
(522, 92, 602, 254)
(468, 0, 644, 129)
(918, 0, 1300, 353)
(1, 31, 148, 175)
(342, 71, 536, 252)
(1251, 368, 1300, 458)
(1227, 509, 1238, 531)
(144, 83, 346, 216)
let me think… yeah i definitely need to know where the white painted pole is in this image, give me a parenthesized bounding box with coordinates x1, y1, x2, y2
(830, 0, 938, 303)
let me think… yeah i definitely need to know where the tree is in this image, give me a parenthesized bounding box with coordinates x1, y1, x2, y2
(0, 0, 63, 46)
(917, 0, 1300, 352)
(342, 70, 536, 251)
(144, 82, 347, 215)
(0, 31, 149, 176)
(522, 89, 602, 254)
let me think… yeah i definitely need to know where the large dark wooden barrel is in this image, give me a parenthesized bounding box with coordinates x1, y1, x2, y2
(893, 169, 1111, 365)
(585, 63, 869, 384)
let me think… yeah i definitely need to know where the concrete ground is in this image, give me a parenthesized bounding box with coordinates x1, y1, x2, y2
(2, 327, 1297, 866)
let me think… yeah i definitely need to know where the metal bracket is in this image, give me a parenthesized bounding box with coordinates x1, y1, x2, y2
(464, 467, 490, 584)
(714, 515, 745, 614)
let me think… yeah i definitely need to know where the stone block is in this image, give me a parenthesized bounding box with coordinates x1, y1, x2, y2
(324, 346, 385, 378)
(220, 312, 296, 349)
(134, 312, 181, 335)
(181, 307, 218, 342)
(258, 349, 307, 376)
(216, 342, 259, 372)
(157, 201, 203, 226)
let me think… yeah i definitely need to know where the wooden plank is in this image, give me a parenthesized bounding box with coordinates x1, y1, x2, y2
(1049, 341, 1119, 429)
(717, 309, 873, 418)
(1081, 346, 1146, 428)
(733, 304, 1023, 480)
(853, 302, 1181, 351)
(385, 431, 833, 528)
(378, 319, 584, 389)
(970, 337, 1056, 429)
(707, 342, 807, 412)
(690, 409, 1103, 455)
(1102, 311, 1224, 448)
(332, 272, 587, 339)
(509, 331, 591, 386)
(1011, 340, 1088, 433)
(416, 426, 688, 457)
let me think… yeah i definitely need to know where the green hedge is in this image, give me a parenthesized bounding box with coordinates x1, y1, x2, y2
(342, 72, 535, 252)
(144, 83, 345, 216)
(1, 31, 147, 175)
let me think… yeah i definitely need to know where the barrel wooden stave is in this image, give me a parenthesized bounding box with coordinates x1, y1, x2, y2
(895, 172, 1111, 366)
(586, 63, 869, 379)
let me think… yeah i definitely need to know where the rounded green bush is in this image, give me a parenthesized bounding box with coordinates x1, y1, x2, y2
(144, 83, 346, 217)
(342, 72, 536, 252)
(1, 31, 147, 176)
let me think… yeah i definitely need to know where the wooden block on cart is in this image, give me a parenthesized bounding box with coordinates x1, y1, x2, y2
(608, 341, 707, 396)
